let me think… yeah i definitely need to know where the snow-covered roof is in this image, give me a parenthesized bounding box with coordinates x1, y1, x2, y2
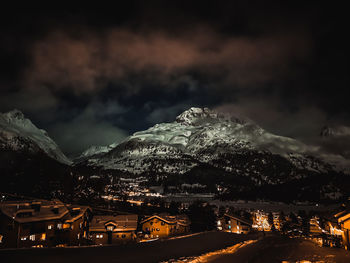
(89, 214, 138, 232)
(0, 200, 90, 224)
(224, 213, 253, 226)
(140, 214, 190, 226)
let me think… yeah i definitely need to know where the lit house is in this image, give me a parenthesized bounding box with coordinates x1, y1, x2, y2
(89, 214, 138, 245)
(218, 213, 252, 234)
(0, 200, 91, 249)
(334, 210, 350, 250)
(140, 214, 190, 238)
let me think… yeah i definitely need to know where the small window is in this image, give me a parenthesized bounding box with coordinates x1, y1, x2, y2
(156, 228, 160, 231)
(29, 235, 35, 241)
(57, 223, 62, 229)
(150, 221, 153, 225)
(40, 233, 46, 241)
(63, 223, 70, 229)
(21, 236, 27, 241)
(0, 234, 3, 243)
(106, 226, 114, 231)
(161, 222, 165, 226)
(79, 223, 83, 229)
(77, 233, 80, 239)
(48, 225, 53, 230)
(122, 234, 126, 238)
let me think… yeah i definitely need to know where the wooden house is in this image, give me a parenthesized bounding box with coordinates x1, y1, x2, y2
(334, 210, 350, 250)
(0, 200, 91, 249)
(140, 214, 190, 238)
(218, 213, 252, 234)
(89, 214, 138, 245)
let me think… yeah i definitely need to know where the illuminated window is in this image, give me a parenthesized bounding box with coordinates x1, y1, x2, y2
(77, 233, 80, 239)
(63, 223, 70, 229)
(48, 225, 53, 230)
(29, 235, 35, 241)
(106, 226, 114, 231)
(40, 233, 46, 241)
(161, 222, 165, 226)
(21, 236, 27, 241)
(0, 234, 3, 243)
(79, 223, 82, 229)
(57, 223, 62, 229)
(156, 228, 160, 231)
(83, 231, 87, 238)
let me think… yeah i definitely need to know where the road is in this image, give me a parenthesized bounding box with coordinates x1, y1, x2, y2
(2, 232, 350, 263)
(209, 234, 350, 263)
(0, 231, 259, 263)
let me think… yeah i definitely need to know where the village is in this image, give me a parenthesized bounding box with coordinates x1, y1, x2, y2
(1, 195, 350, 254)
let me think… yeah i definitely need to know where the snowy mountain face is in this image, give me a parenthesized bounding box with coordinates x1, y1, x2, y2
(77, 107, 343, 185)
(320, 125, 350, 138)
(319, 125, 350, 162)
(0, 109, 71, 164)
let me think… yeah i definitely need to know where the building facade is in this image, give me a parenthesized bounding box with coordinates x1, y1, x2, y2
(89, 214, 138, 245)
(0, 200, 91, 249)
(140, 214, 190, 238)
(218, 213, 252, 234)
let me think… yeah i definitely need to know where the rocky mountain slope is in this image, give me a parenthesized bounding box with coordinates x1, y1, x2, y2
(78, 107, 337, 177)
(75, 108, 350, 201)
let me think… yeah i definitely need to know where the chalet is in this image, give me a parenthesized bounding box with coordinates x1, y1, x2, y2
(140, 214, 190, 238)
(218, 213, 252, 234)
(335, 210, 350, 250)
(89, 214, 138, 245)
(0, 200, 91, 249)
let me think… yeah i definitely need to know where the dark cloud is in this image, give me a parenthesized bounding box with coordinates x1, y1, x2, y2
(48, 102, 128, 156)
(0, 5, 349, 156)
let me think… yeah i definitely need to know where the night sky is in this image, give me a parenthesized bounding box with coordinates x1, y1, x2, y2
(0, 3, 349, 156)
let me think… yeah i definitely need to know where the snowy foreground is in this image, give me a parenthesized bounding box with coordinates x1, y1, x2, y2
(1, 232, 350, 263)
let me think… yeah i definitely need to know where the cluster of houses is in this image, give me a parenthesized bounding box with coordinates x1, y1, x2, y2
(2, 198, 350, 252)
(216, 208, 350, 251)
(0, 199, 190, 249)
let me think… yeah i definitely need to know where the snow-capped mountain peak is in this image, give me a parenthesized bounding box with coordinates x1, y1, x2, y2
(175, 107, 247, 126)
(77, 107, 345, 177)
(0, 109, 71, 165)
(176, 107, 217, 125)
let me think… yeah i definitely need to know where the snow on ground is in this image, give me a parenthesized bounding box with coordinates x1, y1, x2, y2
(160, 239, 257, 263)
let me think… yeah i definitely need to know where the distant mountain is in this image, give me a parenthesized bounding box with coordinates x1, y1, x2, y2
(77, 107, 336, 176)
(0, 109, 71, 164)
(320, 125, 350, 138)
(319, 125, 350, 161)
(75, 143, 118, 163)
(0, 110, 74, 198)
